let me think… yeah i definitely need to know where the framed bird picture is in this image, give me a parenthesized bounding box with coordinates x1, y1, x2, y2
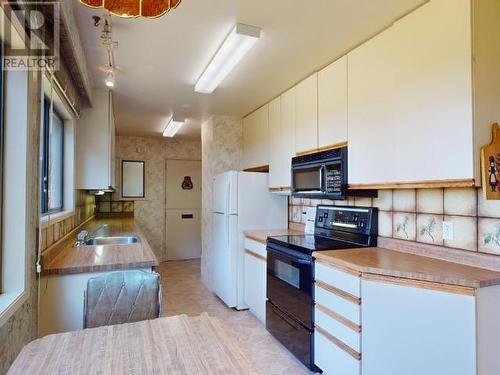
(481, 123, 500, 200)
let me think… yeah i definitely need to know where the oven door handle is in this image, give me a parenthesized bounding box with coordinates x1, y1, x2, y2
(267, 246, 312, 265)
(295, 258, 312, 265)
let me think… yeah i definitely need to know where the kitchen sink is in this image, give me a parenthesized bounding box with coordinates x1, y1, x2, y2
(85, 236, 140, 246)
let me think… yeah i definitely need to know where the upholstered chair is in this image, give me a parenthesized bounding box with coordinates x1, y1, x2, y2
(84, 270, 162, 329)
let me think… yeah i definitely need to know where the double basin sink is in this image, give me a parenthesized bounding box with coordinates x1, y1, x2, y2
(79, 223, 140, 247)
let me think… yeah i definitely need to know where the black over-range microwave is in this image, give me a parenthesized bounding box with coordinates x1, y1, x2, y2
(291, 147, 376, 200)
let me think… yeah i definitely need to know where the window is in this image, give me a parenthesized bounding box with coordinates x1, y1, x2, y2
(0, 53, 3, 290)
(40, 96, 64, 214)
(1, 69, 30, 326)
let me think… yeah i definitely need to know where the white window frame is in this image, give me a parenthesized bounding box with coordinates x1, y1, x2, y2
(39, 74, 76, 228)
(0, 69, 30, 327)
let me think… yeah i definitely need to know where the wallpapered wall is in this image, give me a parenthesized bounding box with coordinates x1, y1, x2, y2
(201, 116, 243, 289)
(113, 136, 202, 262)
(289, 187, 500, 255)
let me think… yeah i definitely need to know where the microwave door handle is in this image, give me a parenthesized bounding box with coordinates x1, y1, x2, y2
(319, 165, 325, 191)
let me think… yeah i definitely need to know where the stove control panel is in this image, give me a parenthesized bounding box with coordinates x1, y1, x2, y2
(315, 205, 378, 238)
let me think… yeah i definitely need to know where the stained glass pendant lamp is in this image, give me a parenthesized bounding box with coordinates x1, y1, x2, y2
(80, 0, 182, 19)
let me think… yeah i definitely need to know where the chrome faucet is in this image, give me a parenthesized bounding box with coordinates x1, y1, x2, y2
(75, 230, 89, 247)
(75, 224, 108, 247)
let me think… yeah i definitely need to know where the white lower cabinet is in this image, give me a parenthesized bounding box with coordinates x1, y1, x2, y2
(244, 238, 267, 324)
(39, 267, 152, 336)
(313, 261, 500, 375)
(361, 278, 476, 375)
(314, 262, 361, 375)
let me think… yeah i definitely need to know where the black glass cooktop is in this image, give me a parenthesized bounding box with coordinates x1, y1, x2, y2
(267, 235, 358, 253)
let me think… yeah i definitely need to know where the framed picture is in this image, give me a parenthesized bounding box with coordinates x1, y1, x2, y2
(121, 160, 145, 198)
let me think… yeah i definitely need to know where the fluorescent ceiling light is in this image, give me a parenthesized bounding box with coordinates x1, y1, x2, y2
(163, 117, 184, 137)
(195, 23, 261, 94)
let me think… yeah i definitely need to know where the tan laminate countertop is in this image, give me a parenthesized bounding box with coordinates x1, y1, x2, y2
(314, 247, 500, 289)
(244, 228, 304, 244)
(42, 218, 158, 275)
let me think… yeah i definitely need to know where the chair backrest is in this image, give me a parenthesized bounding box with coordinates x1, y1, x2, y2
(84, 270, 162, 329)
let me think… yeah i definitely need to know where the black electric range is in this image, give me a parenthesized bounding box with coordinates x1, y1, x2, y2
(265, 205, 378, 371)
(267, 234, 359, 253)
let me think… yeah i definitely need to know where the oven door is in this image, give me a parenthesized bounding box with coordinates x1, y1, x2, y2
(266, 243, 313, 329)
(291, 164, 324, 196)
(266, 301, 315, 370)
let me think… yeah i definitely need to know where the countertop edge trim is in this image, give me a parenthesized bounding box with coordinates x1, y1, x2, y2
(42, 260, 158, 276)
(313, 249, 500, 289)
(361, 273, 476, 296)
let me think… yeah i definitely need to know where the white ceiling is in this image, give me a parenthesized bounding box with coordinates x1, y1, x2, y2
(73, 0, 426, 140)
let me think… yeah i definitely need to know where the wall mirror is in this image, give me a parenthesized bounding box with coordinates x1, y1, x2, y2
(121, 160, 145, 198)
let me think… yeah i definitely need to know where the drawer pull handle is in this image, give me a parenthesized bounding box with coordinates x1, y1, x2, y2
(245, 249, 266, 262)
(315, 303, 361, 333)
(316, 325, 361, 361)
(315, 280, 361, 305)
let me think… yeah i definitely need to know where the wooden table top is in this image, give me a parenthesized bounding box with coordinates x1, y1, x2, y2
(243, 228, 304, 244)
(314, 247, 500, 289)
(42, 218, 158, 275)
(8, 314, 259, 375)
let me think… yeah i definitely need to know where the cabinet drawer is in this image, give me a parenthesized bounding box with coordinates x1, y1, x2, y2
(315, 284, 360, 325)
(315, 262, 360, 297)
(315, 329, 360, 375)
(244, 238, 267, 259)
(315, 305, 360, 352)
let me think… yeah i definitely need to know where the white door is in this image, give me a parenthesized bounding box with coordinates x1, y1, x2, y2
(213, 213, 238, 307)
(361, 278, 476, 375)
(347, 0, 473, 185)
(244, 252, 267, 323)
(318, 55, 347, 149)
(165, 160, 202, 260)
(295, 73, 318, 154)
(242, 104, 269, 170)
(213, 171, 238, 215)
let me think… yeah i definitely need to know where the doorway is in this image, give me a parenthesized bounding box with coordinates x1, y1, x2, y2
(165, 159, 202, 261)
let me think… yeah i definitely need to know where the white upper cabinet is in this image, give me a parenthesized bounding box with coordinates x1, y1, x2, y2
(242, 104, 269, 170)
(76, 89, 116, 190)
(295, 73, 318, 154)
(348, 0, 500, 188)
(269, 89, 295, 191)
(318, 56, 348, 149)
(268, 97, 283, 189)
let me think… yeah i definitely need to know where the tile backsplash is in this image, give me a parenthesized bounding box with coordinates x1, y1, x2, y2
(41, 190, 95, 251)
(289, 187, 500, 256)
(96, 192, 135, 214)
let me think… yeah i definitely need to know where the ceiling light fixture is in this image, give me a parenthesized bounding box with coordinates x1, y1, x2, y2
(163, 117, 184, 138)
(105, 71, 115, 87)
(80, 0, 182, 18)
(98, 16, 118, 89)
(195, 23, 261, 94)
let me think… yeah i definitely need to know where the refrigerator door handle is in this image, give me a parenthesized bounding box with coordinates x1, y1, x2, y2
(226, 181, 231, 214)
(227, 215, 230, 248)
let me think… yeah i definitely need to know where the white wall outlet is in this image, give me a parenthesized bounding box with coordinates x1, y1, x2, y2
(443, 221, 454, 240)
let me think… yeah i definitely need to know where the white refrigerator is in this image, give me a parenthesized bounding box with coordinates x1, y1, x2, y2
(212, 171, 288, 310)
